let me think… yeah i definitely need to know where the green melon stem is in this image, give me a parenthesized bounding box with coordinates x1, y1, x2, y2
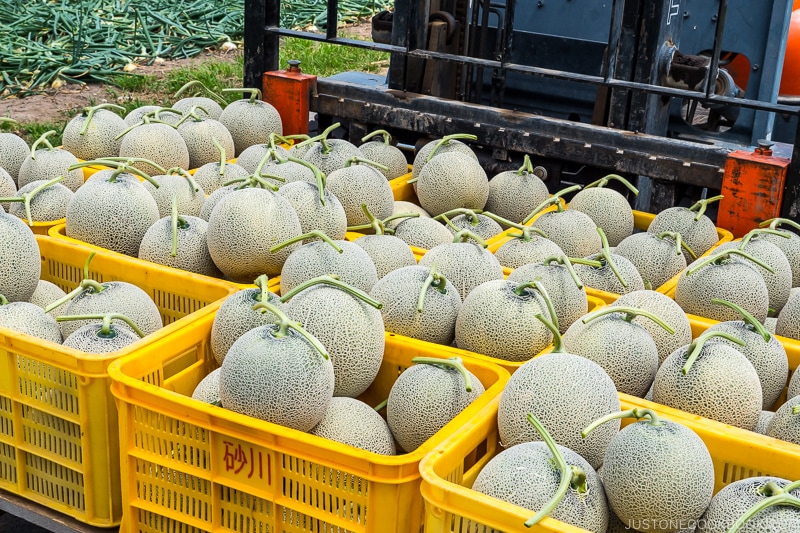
(381, 212, 420, 225)
(171, 196, 179, 257)
(542, 256, 585, 290)
(411, 356, 473, 392)
(360, 204, 386, 235)
(479, 211, 525, 230)
(212, 137, 227, 175)
(79, 157, 168, 175)
(425, 134, 478, 163)
(287, 156, 327, 205)
(532, 280, 559, 333)
(507, 226, 549, 242)
(582, 305, 675, 334)
(317, 122, 341, 154)
(78, 103, 126, 135)
(417, 264, 448, 313)
(687, 248, 774, 276)
(594, 227, 628, 287)
(173, 80, 226, 104)
(29, 130, 57, 159)
(108, 164, 159, 188)
(564, 256, 603, 268)
(344, 156, 390, 172)
(223, 87, 263, 104)
(583, 174, 639, 195)
(252, 274, 271, 302)
(83, 251, 95, 280)
(451, 228, 487, 248)
(0, 295, 7, 305)
(782, 479, 800, 492)
(361, 129, 392, 145)
(688, 194, 724, 221)
(710, 298, 771, 342)
(252, 301, 329, 360)
(739, 228, 791, 250)
(581, 407, 663, 439)
(279, 274, 383, 309)
(793, 405, 800, 415)
(276, 134, 310, 144)
(534, 313, 562, 353)
(523, 185, 581, 223)
(523, 412, 577, 527)
(657, 231, 696, 259)
(56, 313, 145, 339)
(759, 481, 787, 497)
(373, 399, 388, 412)
(44, 278, 106, 314)
(681, 330, 746, 375)
(175, 105, 210, 125)
(270, 230, 342, 254)
(515, 155, 535, 176)
(725, 493, 800, 533)
(22, 175, 64, 226)
(167, 167, 201, 195)
(434, 208, 482, 226)
(762, 218, 800, 233)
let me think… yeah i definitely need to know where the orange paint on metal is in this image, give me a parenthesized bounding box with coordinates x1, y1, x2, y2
(717, 146, 790, 238)
(262, 61, 317, 135)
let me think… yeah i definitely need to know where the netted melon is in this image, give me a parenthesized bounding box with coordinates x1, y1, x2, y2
(415, 152, 489, 217)
(309, 397, 395, 455)
(754, 411, 775, 435)
(437, 208, 503, 241)
(326, 157, 394, 226)
(350, 206, 416, 278)
(61, 313, 144, 353)
(493, 228, 565, 270)
(0, 167, 16, 211)
(176, 110, 236, 169)
(766, 394, 800, 445)
(758, 218, 800, 287)
(615, 231, 689, 289)
(191, 368, 221, 404)
(276, 181, 347, 240)
(191, 137, 249, 195)
(17, 131, 83, 192)
(484, 155, 548, 225)
(0, 213, 41, 302)
(7, 177, 73, 224)
(385, 201, 430, 231)
(218, 88, 283, 155)
(0, 296, 62, 343)
(62, 104, 128, 161)
(411, 134, 478, 185)
(528, 187, 602, 258)
(392, 216, 453, 250)
(172, 81, 226, 120)
(568, 174, 638, 247)
(0, 122, 29, 182)
(298, 123, 363, 176)
(697, 476, 800, 533)
(141, 168, 205, 218)
(358, 130, 408, 180)
(387, 356, 484, 452)
(777, 287, 800, 340)
(647, 195, 722, 262)
(118, 118, 190, 176)
(28, 280, 67, 320)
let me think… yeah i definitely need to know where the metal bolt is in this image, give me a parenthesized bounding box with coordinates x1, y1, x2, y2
(753, 64, 760, 71)
(756, 139, 775, 155)
(683, 11, 689, 17)
(711, 14, 718, 21)
(288, 60, 301, 72)
(537, 1, 543, 6)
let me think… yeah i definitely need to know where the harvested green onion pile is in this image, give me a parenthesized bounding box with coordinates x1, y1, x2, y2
(1, 0, 390, 98)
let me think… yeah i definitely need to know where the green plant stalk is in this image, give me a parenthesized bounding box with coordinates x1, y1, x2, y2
(361, 129, 392, 144)
(286, 156, 327, 205)
(451, 228, 488, 248)
(478, 211, 526, 230)
(0, 175, 65, 226)
(212, 137, 227, 176)
(223, 87, 263, 104)
(174, 105, 211, 125)
(688, 194, 724, 221)
(173, 80, 225, 104)
(534, 313, 562, 354)
(582, 305, 675, 334)
(253, 274, 271, 302)
(793, 405, 800, 415)
(373, 399, 388, 412)
(107, 164, 159, 187)
(166, 167, 201, 195)
(507, 226, 549, 242)
(657, 231, 697, 259)
(516, 154, 535, 175)
(687, 248, 775, 276)
(595, 226, 628, 287)
(29, 129, 57, 159)
(725, 493, 800, 533)
(681, 330, 746, 375)
(44, 278, 107, 313)
(56, 312, 145, 338)
(270, 230, 342, 254)
(531, 280, 560, 333)
(0, 294, 7, 305)
(583, 173, 639, 195)
(739, 228, 791, 250)
(710, 298, 771, 342)
(523, 412, 586, 527)
(251, 301, 329, 360)
(434, 208, 483, 226)
(425, 134, 478, 163)
(411, 356, 473, 392)
(79, 103, 126, 136)
(523, 185, 582, 224)
(761, 218, 800, 233)
(360, 203, 386, 235)
(279, 274, 383, 309)
(581, 407, 663, 438)
(80, 157, 167, 174)
(564, 256, 603, 268)
(417, 263, 448, 313)
(542, 256, 584, 290)
(344, 156, 390, 172)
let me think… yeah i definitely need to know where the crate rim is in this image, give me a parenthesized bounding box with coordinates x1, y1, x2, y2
(108, 327, 511, 482)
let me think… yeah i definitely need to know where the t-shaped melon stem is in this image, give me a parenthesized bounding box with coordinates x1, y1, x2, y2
(656, 231, 697, 260)
(534, 313, 563, 353)
(681, 330, 746, 375)
(434, 208, 483, 227)
(166, 167, 201, 195)
(251, 301, 329, 360)
(174, 106, 211, 126)
(294, 122, 341, 154)
(359, 203, 388, 235)
(581, 407, 664, 439)
(725, 491, 800, 533)
(373, 399, 388, 412)
(738, 228, 791, 251)
(344, 156, 390, 172)
(512, 280, 560, 332)
(583, 173, 640, 196)
(347, 211, 420, 234)
(761, 217, 800, 233)
(279, 274, 383, 310)
(581, 305, 675, 334)
(450, 227, 488, 248)
(170, 195, 190, 257)
(686, 248, 774, 276)
(222, 87, 263, 104)
(523, 412, 587, 527)
(541, 256, 586, 290)
(515, 154, 536, 176)
(78, 103, 126, 136)
(114, 114, 178, 141)
(68, 159, 161, 188)
(425, 134, 478, 163)
(286, 156, 327, 205)
(507, 226, 549, 243)
(270, 230, 343, 254)
(522, 184, 582, 224)
(687, 194, 724, 221)
(411, 356, 474, 392)
(212, 137, 228, 176)
(591, 226, 628, 287)
(56, 313, 145, 339)
(0, 175, 65, 226)
(29, 130, 58, 159)
(74, 156, 168, 176)
(711, 298, 771, 342)
(417, 263, 449, 313)
(44, 252, 106, 313)
(173, 80, 226, 104)
(361, 129, 393, 145)
(252, 274, 271, 302)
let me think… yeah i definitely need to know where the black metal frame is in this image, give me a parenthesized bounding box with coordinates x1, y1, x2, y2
(244, 0, 800, 218)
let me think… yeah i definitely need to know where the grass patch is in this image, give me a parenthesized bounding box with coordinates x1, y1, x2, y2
(279, 37, 389, 77)
(15, 121, 68, 147)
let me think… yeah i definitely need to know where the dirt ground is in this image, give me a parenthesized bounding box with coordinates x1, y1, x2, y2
(0, 22, 374, 125)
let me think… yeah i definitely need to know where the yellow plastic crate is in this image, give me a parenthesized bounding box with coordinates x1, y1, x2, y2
(0, 235, 238, 527)
(420, 389, 800, 533)
(108, 316, 510, 533)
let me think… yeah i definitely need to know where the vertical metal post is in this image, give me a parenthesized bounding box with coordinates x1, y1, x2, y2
(602, 0, 625, 83)
(780, 118, 800, 221)
(495, 0, 516, 108)
(326, 0, 339, 39)
(244, 0, 276, 88)
(703, 0, 727, 99)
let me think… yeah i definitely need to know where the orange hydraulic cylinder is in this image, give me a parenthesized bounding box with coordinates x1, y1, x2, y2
(717, 142, 790, 238)
(262, 60, 317, 136)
